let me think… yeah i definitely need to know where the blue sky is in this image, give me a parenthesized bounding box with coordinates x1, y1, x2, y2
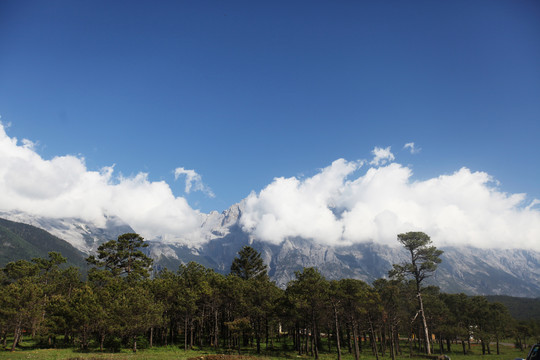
(1, 0, 539, 220)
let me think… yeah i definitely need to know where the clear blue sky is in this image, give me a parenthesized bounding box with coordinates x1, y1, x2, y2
(1, 0, 539, 213)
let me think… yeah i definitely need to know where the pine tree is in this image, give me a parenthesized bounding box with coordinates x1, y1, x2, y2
(389, 231, 443, 355)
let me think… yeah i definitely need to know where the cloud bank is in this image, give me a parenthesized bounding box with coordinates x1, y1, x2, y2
(0, 123, 204, 244)
(241, 157, 540, 251)
(1, 122, 539, 251)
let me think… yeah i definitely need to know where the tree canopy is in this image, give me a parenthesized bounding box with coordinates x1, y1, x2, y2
(86, 233, 153, 279)
(230, 245, 268, 280)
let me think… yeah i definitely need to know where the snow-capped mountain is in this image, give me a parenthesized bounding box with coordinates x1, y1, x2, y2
(0, 211, 134, 254)
(2, 204, 540, 297)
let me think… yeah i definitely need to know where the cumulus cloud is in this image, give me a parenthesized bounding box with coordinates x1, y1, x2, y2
(240, 159, 540, 251)
(404, 142, 420, 154)
(174, 167, 215, 197)
(0, 123, 205, 244)
(2, 122, 539, 251)
(370, 146, 395, 166)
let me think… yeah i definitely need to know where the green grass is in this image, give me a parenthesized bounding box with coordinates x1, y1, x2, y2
(0, 339, 532, 360)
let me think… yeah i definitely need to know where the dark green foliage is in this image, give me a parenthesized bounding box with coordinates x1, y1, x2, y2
(389, 232, 443, 283)
(0, 217, 87, 269)
(86, 233, 153, 279)
(0, 234, 536, 356)
(486, 295, 540, 321)
(230, 245, 268, 280)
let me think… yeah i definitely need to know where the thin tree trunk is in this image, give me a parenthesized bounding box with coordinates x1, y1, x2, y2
(184, 316, 188, 351)
(369, 315, 379, 360)
(381, 329, 386, 357)
(347, 327, 352, 354)
(190, 318, 194, 350)
(390, 324, 396, 360)
(215, 309, 219, 349)
(334, 305, 342, 360)
(481, 339, 486, 355)
(11, 322, 21, 352)
(100, 333, 105, 352)
(256, 319, 261, 354)
(352, 320, 360, 360)
(417, 290, 431, 355)
(314, 321, 320, 360)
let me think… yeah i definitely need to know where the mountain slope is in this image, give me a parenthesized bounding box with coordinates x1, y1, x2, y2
(0, 211, 134, 254)
(2, 205, 539, 297)
(485, 295, 540, 321)
(0, 217, 88, 269)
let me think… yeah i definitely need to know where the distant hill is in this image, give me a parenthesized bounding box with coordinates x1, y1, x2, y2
(0, 217, 88, 270)
(486, 295, 540, 321)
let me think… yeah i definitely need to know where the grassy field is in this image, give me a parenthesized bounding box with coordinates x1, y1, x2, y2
(0, 340, 532, 360)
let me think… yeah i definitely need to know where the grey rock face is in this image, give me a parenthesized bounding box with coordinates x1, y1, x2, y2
(4, 205, 540, 297)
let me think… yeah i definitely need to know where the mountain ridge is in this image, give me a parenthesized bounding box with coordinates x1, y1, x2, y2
(1, 204, 539, 297)
(0, 217, 88, 269)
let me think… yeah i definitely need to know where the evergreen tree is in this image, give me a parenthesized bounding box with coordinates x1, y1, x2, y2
(86, 233, 153, 279)
(389, 231, 443, 355)
(230, 246, 268, 280)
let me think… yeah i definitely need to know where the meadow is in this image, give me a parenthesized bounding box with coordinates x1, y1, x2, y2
(0, 339, 532, 360)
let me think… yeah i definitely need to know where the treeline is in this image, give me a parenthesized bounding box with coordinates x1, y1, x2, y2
(1, 233, 539, 356)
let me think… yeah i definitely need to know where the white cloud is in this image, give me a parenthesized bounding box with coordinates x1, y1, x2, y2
(0, 123, 205, 244)
(404, 142, 420, 154)
(174, 167, 215, 198)
(1, 122, 539, 252)
(370, 146, 395, 166)
(240, 160, 540, 251)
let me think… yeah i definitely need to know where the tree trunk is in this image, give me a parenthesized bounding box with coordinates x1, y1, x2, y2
(190, 318, 194, 350)
(481, 339, 486, 355)
(184, 316, 188, 351)
(380, 329, 385, 357)
(11, 321, 21, 352)
(369, 315, 379, 360)
(390, 325, 396, 360)
(100, 334, 105, 352)
(333, 305, 342, 360)
(417, 291, 431, 354)
(352, 320, 360, 360)
(133, 336, 137, 352)
(313, 322, 319, 360)
(215, 309, 219, 349)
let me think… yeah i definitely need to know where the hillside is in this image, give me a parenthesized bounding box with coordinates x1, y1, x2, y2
(0, 217, 88, 270)
(486, 295, 540, 321)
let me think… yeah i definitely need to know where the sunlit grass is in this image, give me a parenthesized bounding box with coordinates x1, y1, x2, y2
(0, 339, 531, 360)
